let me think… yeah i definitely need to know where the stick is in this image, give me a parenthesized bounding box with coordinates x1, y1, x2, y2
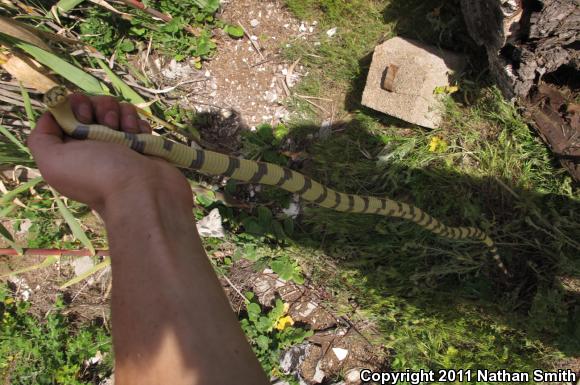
(238, 22, 265, 60)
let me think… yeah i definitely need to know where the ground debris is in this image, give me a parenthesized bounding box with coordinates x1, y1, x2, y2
(223, 259, 388, 385)
(525, 82, 580, 181)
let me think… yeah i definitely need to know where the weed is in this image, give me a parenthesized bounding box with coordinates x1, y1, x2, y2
(79, 0, 221, 62)
(240, 292, 312, 378)
(0, 284, 113, 384)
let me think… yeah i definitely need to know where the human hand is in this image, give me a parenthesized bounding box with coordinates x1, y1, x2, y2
(28, 93, 193, 214)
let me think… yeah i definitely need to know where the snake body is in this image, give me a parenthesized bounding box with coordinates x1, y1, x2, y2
(44, 87, 507, 274)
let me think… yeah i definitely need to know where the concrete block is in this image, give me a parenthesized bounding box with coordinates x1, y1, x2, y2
(361, 37, 465, 128)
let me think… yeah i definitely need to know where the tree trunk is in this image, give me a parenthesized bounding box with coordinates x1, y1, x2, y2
(461, 0, 579, 181)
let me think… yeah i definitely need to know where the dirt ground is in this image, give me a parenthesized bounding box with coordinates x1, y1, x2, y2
(145, 0, 316, 132)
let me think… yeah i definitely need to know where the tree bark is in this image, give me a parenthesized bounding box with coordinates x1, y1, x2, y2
(461, 0, 579, 181)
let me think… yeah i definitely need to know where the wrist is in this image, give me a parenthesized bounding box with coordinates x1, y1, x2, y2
(98, 176, 193, 225)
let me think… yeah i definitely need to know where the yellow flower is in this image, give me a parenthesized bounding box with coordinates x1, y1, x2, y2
(275, 315, 295, 331)
(428, 136, 448, 153)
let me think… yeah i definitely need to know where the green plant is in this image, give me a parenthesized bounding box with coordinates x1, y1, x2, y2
(241, 124, 290, 165)
(240, 293, 313, 376)
(0, 285, 113, 384)
(79, 0, 222, 62)
(270, 255, 304, 284)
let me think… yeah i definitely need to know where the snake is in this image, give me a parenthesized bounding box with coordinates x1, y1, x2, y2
(43, 86, 507, 275)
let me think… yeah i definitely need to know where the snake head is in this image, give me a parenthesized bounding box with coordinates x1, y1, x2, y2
(43, 86, 68, 108)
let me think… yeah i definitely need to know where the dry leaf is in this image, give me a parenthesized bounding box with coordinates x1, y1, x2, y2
(0, 16, 51, 51)
(0, 50, 58, 92)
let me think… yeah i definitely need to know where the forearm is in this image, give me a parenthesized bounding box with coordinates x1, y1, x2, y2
(101, 184, 269, 385)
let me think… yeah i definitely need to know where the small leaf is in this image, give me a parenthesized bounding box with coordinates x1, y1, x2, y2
(247, 302, 261, 317)
(224, 25, 244, 38)
(256, 207, 272, 227)
(53, 191, 95, 255)
(273, 124, 289, 141)
(195, 192, 216, 208)
(283, 218, 294, 237)
(256, 335, 270, 351)
(118, 39, 135, 53)
(241, 217, 264, 236)
(271, 257, 294, 281)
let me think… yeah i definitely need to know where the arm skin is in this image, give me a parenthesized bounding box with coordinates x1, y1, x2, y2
(28, 94, 270, 385)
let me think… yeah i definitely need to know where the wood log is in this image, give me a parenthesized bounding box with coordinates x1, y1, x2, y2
(461, 0, 579, 181)
(461, 0, 579, 99)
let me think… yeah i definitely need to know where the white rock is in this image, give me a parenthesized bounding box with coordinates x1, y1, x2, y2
(282, 201, 300, 219)
(264, 91, 278, 103)
(326, 27, 337, 37)
(71, 256, 96, 285)
(332, 347, 349, 361)
(9, 276, 31, 301)
(299, 23, 307, 32)
(250, 19, 260, 28)
(313, 361, 326, 383)
(345, 368, 362, 384)
(16, 218, 32, 236)
(196, 208, 225, 238)
(279, 343, 309, 374)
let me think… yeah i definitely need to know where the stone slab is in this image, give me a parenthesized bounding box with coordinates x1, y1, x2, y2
(361, 37, 465, 128)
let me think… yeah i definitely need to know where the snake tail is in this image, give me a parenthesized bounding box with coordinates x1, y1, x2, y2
(44, 87, 508, 275)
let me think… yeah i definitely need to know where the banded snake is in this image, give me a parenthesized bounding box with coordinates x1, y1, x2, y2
(43, 86, 507, 275)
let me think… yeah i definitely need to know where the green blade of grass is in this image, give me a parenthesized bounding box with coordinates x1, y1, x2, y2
(0, 255, 58, 278)
(52, 191, 95, 256)
(0, 177, 42, 206)
(19, 82, 36, 129)
(0, 124, 31, 156)
(0, 221, 23, 255)
(15, 42, 105, 95)
(55, 0, 85, 12)
(96, 58, 151, 113)
(60, 257, 110, 289)
(0, 204, 16, 217)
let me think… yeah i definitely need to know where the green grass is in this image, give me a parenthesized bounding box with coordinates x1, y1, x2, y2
(0, 284, 113, 384)
(272, 0, 580, 377)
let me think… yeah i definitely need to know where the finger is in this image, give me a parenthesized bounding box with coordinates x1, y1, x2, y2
(91, 95, 121, 130)
(119, 103, 140, 133)
(69, 93, 94, 124)
(28, 112, 64, 154)
(138, 119, 152, 134)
